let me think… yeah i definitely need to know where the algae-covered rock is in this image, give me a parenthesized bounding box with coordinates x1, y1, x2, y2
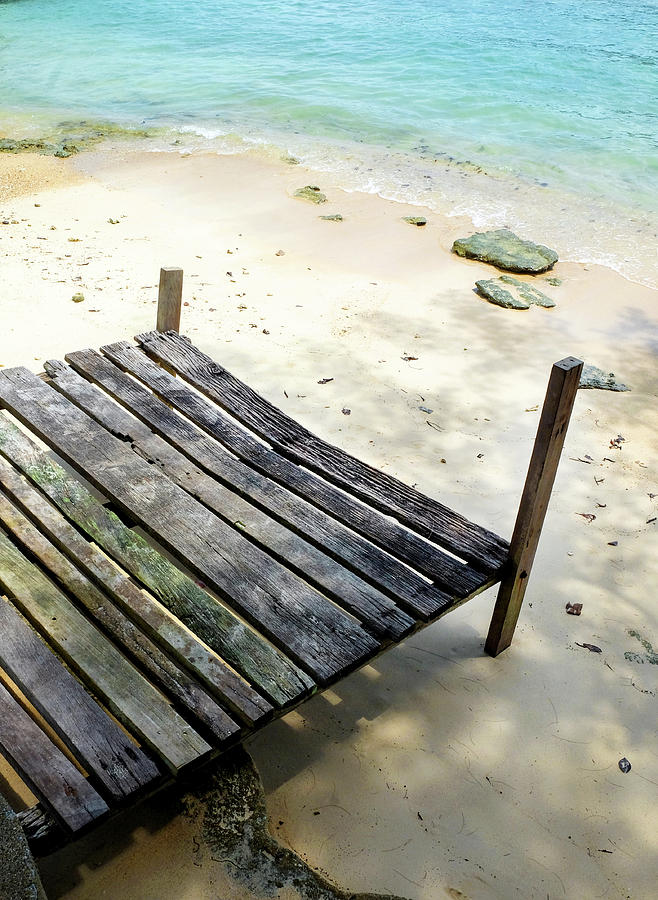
(294, 185, 327, 204)
(0, 794, 47, 900)
(187, 747, 409, 900)
(475, 274, 556, 310)
(453, 228, 558, 273)
(579, 364, 630, 391)
(402, 216, 427, 226)
(544, 276, 562, 286)
(319, 213, 343, 221)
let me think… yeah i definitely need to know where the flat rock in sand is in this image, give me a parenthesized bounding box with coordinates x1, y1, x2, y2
(453, 228, 558, 273)
(475, 274, 556, 310)
(579, 364, 630, 391)
(294, 185, 327, 204)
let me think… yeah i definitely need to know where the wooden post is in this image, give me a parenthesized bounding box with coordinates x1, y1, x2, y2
(485, 356, 583, 657)
(156, 267, 183, 333)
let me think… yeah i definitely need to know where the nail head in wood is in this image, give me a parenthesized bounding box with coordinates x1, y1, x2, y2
(156, 267, 183, 333)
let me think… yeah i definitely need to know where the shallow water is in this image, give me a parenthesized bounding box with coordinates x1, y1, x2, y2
(1, 0, 657, 284)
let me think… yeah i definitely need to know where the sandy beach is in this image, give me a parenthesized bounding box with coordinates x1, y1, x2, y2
(1, 145, 657, 900)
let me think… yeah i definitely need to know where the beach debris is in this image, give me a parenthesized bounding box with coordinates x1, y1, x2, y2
(475, 274, 556, 310)
(575, 642, 602, 653)
(67, 237, 80, 242)
(262, 329, 270, 335)
(401, 354, 418, 361)
(618, 757, 632, 774)
(402, 216, 427, 226)
(576, 513, 596, 523)
(275, 249, 285, 256)
(70, 292, 84, 303)
(609, 434, 626, 450)
(317, 377, 334, 385)
(418, 405, 433, 414)
(608, 540, 618, 546)
(566, 602, 583, 616)
(294, 185, 327, 204)
(319, 213, 343, 221)
(341, 408, 351, 416)
(107, 217, 120, 225)
(281, 153, 300, 165)
(452, 228, 558, 273)
(579, 364, 630, 391)
(648, 516, 657, 524)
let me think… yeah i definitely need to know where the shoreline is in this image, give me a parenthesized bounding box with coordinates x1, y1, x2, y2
(2, 121, 657, 290)
(1, 146, 657, 900)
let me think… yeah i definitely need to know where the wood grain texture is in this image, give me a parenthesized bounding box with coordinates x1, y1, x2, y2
(0, 481, 252, 737)
(135, 330, 509, 573)
(0, 682, 109, 832)
(156, 267, 183, 333)
(50, 354, 415, 640)
(0, 370, 379, 684)
(101, 339, 489, 607)
(0, 414, 312, 708)
(485, 358, 583, 656)
(0, 522, 210, 773)
(0, 597, 160, 801)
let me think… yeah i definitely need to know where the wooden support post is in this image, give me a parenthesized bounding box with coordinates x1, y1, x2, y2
(156, 267, 183, 333)
(485, 356, 583, 657)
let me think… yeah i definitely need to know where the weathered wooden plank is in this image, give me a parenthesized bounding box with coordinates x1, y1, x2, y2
(0, 484, 256, 735)
(48, 356, 415, 640)
(17, 804, 62, 852)
(100, 340, 488, 606)
(0, 682, 109, 832)
(157, 267, 183, 333)
(135, 331, 509, 573)
(0, 416, 312, 708)
(0, 370, 379, 684)
(0, 524, 210, 773)
(485, 358, 583, 656)
(0, 597, 160, 801)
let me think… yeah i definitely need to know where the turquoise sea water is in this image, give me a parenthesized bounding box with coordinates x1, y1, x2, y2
(1, 0, 657, 284)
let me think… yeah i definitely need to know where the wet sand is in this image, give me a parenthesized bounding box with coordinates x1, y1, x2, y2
(1, 146, 656, 900)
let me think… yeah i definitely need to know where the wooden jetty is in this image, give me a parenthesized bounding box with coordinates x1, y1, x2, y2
(0, 268, 582, 849)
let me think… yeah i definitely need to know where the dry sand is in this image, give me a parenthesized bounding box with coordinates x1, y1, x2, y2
(1, 146, 657, 900)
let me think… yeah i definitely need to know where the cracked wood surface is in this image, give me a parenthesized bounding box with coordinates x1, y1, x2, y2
(0, 368, 380, 684)
(135, 330, 509, 573)
(0, 334, 508, 845)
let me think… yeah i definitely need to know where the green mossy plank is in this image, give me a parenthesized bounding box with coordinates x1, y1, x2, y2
(0, 475, 255, 735)
(49, 354, 413, 642)
(0, 412, 312, 708)
(0, 527, 209, 773)
(0, 368, 377, 685)
(0, 596, 160, 801)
